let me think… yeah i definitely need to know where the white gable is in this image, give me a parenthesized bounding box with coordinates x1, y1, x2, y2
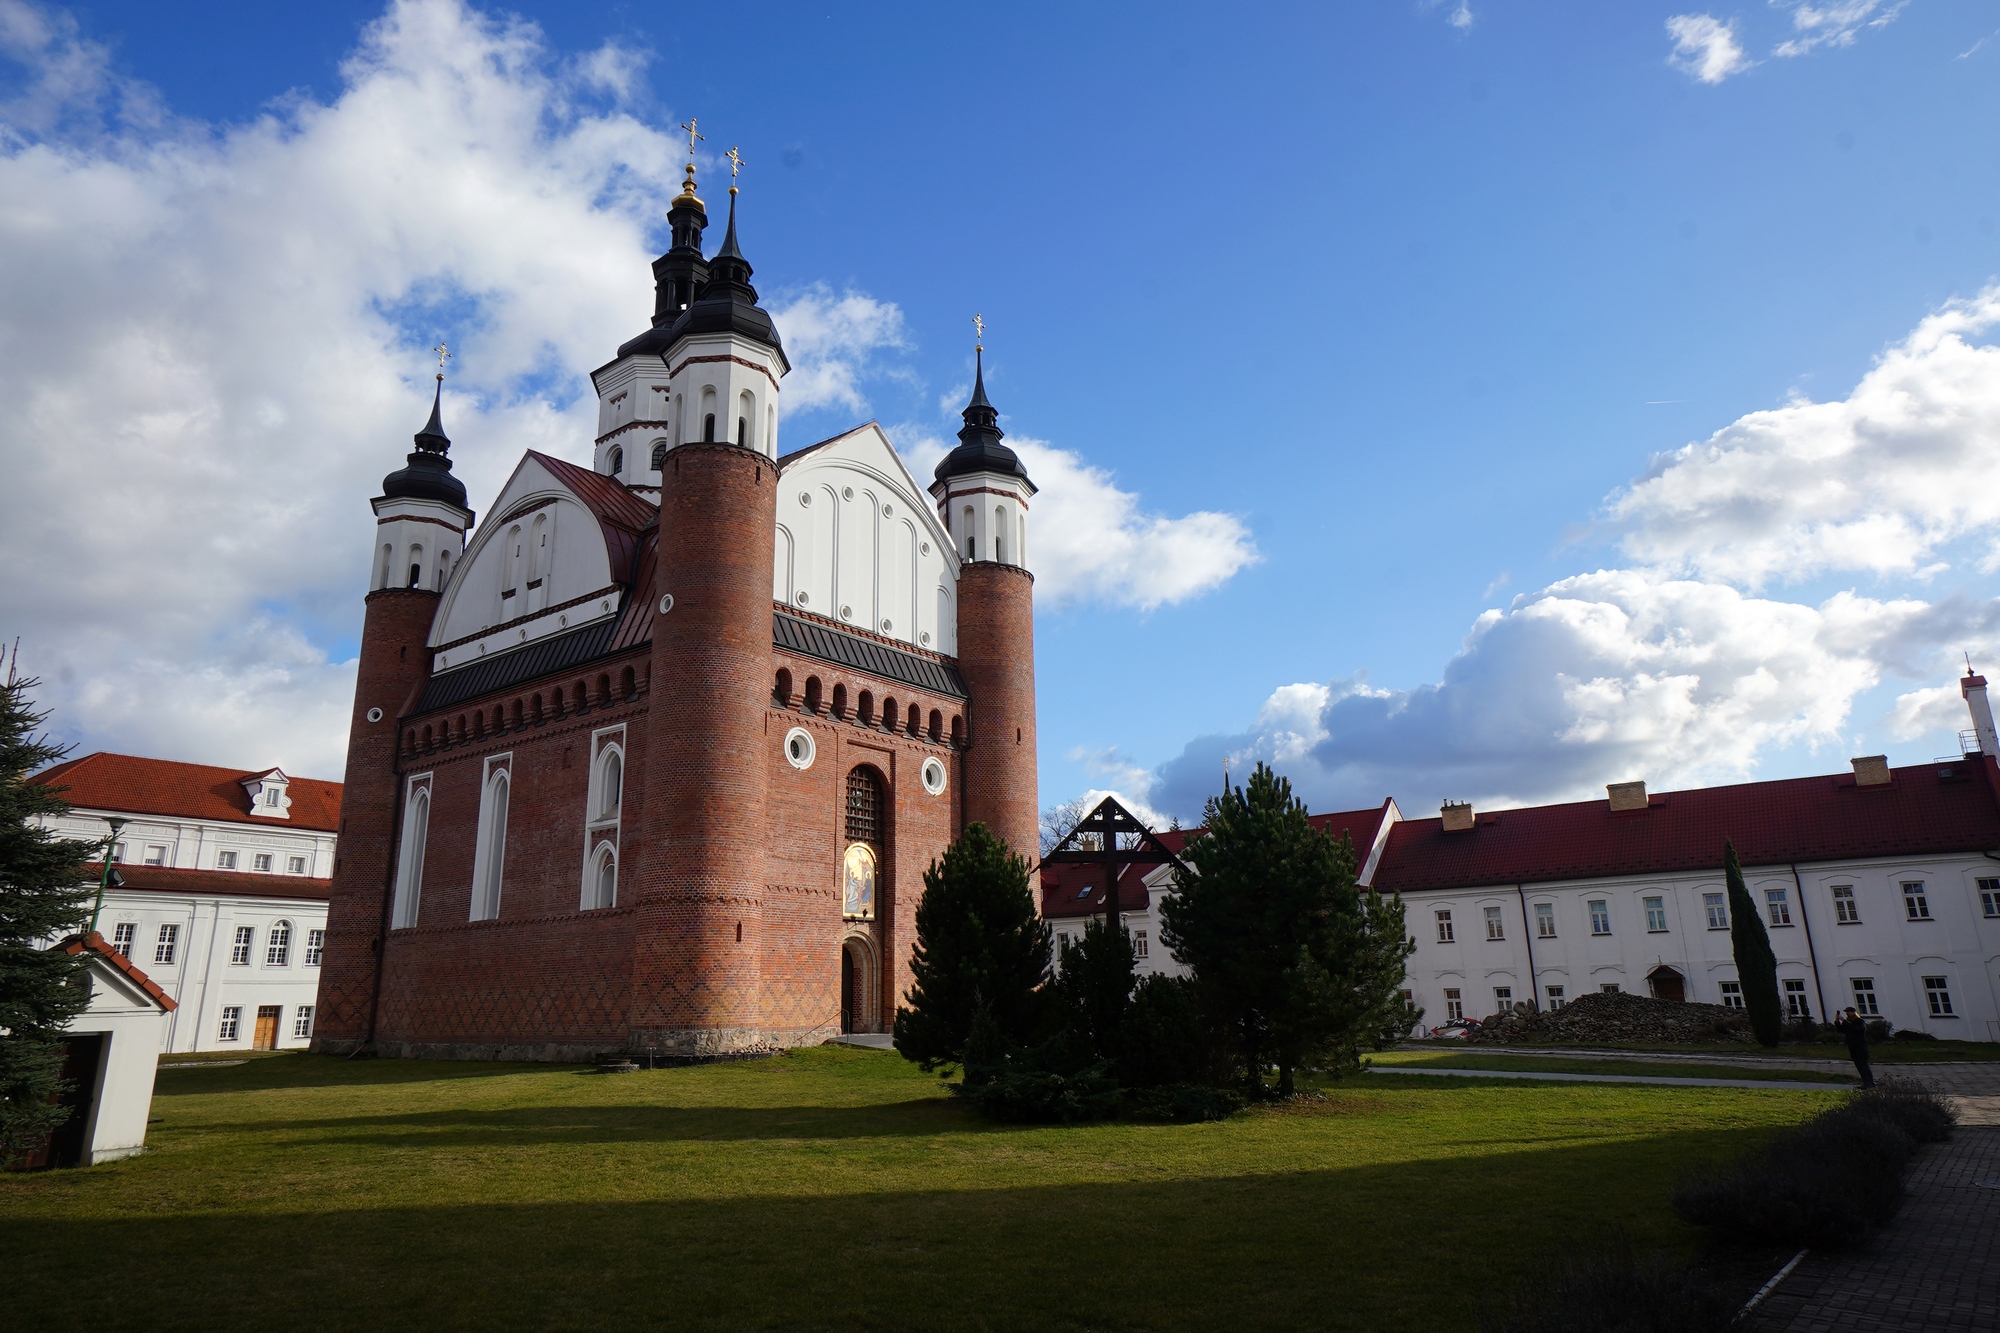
(429, 456, 620, 655)
(776, 425, 960, 656)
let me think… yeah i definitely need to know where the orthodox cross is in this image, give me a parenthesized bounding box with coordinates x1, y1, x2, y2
(433, 342, 450, 377)
(1041, 795, 1186, 944)
(679, 117, 703, 159)
(972, 312, 985, 348)
(726, 145, 744, 178)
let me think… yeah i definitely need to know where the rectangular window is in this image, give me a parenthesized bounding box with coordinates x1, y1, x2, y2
(110, 842, 125, 862)
(1924, 977, 1954, 1016)
(305, 928, 325, 966)
(254, 853, 273, 873)
(1719, 981, 1743, 1009)
(287, 856, 307, 875)
(1398, 989, 1415, 1012)
(293, 1006, 315, 1039)
(143, 845, 167, 866)
(1493, 986, 1512, 1013)
(1435, 909, 1454, 943)
(1831, 885, 1860, 924)
(218, 1006, 242, 1042)
(1545, 984, 1565, 1009)
(217, 850, 238, 870)
(1589, 900, 1611, 935)
(1851, 977, 1879, 1016)
(1601, 983, 1621, 994)
(1535, 903, 1556, 938)
(1903, 882, 1931, 921)
(265, 923, 290, 967)
(153, 923, 178, 965)
(1484, 905, 1505, 940)
(1443, 988, 1464, 1020)
(230, 925, 254, 965)
(1133, 930, 1149, 959)
(1783, 977, 1809, 1018)
(1979, 878, 2000, 918)
(1645, 896, 1669, 932)
(1765, 888, 1792, 927)
(1703, 892, 1728, 929)
(111, 922, 135, 956)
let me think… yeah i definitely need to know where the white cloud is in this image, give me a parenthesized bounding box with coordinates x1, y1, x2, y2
(1419, 1, 1474, 30)
(1666, 14, 1754, 83)
(1772, 1, 1909, 59)
(1605, 286, 2000, 589)
(894, 428, 1258, 611)
(1058, 745, 1175, 833)
(768, 284, 908, 415)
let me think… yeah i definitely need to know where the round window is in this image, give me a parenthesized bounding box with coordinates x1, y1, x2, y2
(783, 726, 816, 771)
(921, 756, 947, 796)
(366, 707, 384, 723)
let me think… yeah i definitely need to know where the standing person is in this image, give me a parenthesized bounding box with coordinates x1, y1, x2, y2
(1835, 1006, 1875, 1089)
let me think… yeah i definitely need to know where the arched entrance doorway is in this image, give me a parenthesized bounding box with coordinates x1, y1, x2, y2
(840, 946, 856, 1034)
(840, 934, 879, 1034)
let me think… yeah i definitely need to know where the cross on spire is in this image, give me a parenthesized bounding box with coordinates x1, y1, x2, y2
(433, 341, 450, 379)
(726, 145, 744, 178)
(972, 313, 985, 348)
(679, 117, 703, 159)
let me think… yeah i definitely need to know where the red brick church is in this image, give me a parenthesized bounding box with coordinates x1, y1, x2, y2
(316, 162, 1038, 1060)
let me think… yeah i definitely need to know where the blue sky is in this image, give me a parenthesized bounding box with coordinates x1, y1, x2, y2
(5, 0, 2000, 826)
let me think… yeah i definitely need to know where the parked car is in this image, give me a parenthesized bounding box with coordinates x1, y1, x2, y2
(1426, 1019, 1481, 1040)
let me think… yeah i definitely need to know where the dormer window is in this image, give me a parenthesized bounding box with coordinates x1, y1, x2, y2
(242, 769, 292, 820)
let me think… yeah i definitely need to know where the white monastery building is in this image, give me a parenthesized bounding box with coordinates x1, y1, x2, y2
(1045, 673, 2000, 1041)
(30, 753, 342, 1053)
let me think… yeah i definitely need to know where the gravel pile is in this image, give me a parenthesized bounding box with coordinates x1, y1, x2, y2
(1466, 989, 1753, 1045)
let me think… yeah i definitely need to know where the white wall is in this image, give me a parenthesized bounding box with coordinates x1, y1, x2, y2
(38, 807, 334, 878)
(66, 961, 170, 1164)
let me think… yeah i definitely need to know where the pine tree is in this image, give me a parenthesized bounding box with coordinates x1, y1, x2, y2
(893, 822, 1051, 1074)
(1050, 916, 1137, 1065)
(1724, 839, 1782, 1047)
(0, 664, 93, 1165)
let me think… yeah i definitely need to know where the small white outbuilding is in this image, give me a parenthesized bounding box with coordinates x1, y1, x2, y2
(30, 932, 177, 1168)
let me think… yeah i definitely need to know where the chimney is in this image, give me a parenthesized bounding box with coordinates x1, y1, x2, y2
(1962, 672, 1999, 757)
(1440, 801, 1474, 832)
(1606, 780, 1648, 812)
(1851, 755, 1891, 787)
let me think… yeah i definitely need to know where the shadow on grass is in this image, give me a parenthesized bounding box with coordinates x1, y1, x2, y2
(188, 1098, 979, 1144)
(1, 1125, 1779, 1333)
(152, 1052, 589, 1096)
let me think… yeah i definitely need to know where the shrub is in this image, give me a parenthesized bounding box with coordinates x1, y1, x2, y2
(953, 1031, 1122, 1124)
(1891, 1028, 1937, 1042)
(1864, 1018, 1893, 1041)
(1481, 1244, 1733, 1333)
(1673, 1082, 1955, 1248)
(1783, 1016, 1822, 1043)
(1117, 974, 1216, 1089)
(1133, 1083, 1246, 1123)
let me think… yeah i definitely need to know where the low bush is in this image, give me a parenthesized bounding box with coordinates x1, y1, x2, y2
(1133, 1083, 1246, 1123)
(1783, 1016, 1824, 1043)
(1891, 1028, 1938, 1042)
(953, 1031, 1122, 1124)
(1673, 1080, 1954, 1248)
(1481, 1244, 1734, 1333)
(1865, 1018, 1893, 1042)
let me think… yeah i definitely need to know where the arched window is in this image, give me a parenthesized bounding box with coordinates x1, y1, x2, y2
(651, 440, 668, 470)
(598, 749, 623, 820)
(379, 543, 394, 589)
(703, 413, 716, 442)
(266, 921, 292, 967)
(530, 694, 543, 725)
(774, 669, 793, 707)
(573, 679, 588, 713)
(857, 690, 874, 727)
(421, 724, 433, 751)
(620, 666, 636, 699)
(995, 506, 1008, 564)
(408, 543, 424, 588)
(881, 697, 898, 732)
(393, 787, 428, 928)
(831, 683, 848, 719)
(592, 845, 617, 910)
(597, 673, 612, 706)
(473, 770, 509, 921)
(549, 688, 564, 718)
(505, 524, 523, 597)
(766, 403, 775, 453)
(929, 709, 943, 742)
(951, 714, 964, 746)
(907, 703, 921, 736)
(438, 548, 452, 590)
(608, 446, 624, 476)
(736, 415, 748, 446)
(804, 676, 822, 714)
(963, 506, 976, 560)
(846, 765, 884, 847)
(737, 390, 754, 448)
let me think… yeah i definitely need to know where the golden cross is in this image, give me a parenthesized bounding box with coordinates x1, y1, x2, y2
(679, 117, 703, 159)
(726, 146, 744, 178)
(433, 342, 450, 374)
(972, 313, 985, 348)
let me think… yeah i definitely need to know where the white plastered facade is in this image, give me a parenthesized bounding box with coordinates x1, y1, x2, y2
(62, 952, 172, 1164)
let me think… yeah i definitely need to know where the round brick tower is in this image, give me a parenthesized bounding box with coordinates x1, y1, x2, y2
(629, 180, 792, 1053)
(930, 348, 1039, 859)
(317, 379, 471, 1050)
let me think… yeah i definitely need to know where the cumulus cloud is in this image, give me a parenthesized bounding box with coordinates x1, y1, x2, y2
(1772, 1, 1909, 59)
(768, 285, 908, 415)
(1151, 289, 2000, 821)
(1420, 1, 1474, 30)
(1666, 14, 1754, 83)
(895, 430, 1259, 611)
(1605, 286, 2000, 588)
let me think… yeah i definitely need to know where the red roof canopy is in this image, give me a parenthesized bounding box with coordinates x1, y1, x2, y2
(59, 932, 178, 1011)
(30, 753, 341, 832)
(84, 862, 332, 902)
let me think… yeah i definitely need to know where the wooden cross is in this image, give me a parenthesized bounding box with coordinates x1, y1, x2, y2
(972, 313, 985, 347)
(726, 146, 744, 178)
(433, 342, 450, 374)
(679, 117, 703, 158)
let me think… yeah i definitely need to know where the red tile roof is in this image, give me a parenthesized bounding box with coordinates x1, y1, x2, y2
(84, 862, 333, 902)
(59, 931, 178, 1011)
(30, 753, 342, 832)
(1370, 758, 2000, 894)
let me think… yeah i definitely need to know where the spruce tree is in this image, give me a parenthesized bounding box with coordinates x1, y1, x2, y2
(893, 822, 1051, 1074)
(0, 666, 93, 1165)
(1050, 916, 1137, 1065)
(1724, 839, 1783, 1047)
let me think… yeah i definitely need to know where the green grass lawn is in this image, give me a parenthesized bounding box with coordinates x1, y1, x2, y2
(1366, 1050, 1854, 1083)
(5, 1046, 1843, 1332)
(1455, 1039, 2000, 1063)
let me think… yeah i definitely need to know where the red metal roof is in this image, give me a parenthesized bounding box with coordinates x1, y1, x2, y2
(84, 862, 333, 902)
(525, 451, 658, 584)
(59, 932, 178, 1011)
(30, 754, 341, 832)
(1370, 757, 2000, 893)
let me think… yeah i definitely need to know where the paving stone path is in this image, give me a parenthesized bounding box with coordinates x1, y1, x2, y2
(1744, 1126, 2000, 1332)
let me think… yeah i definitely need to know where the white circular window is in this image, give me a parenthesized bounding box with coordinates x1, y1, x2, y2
(798, 491, 812, 507)
(882, 502, 894, 517)
(920, 632, 931, 647)
(659, 594, 674, 615)
(795, 590, 810, 606)
(920, 542, 931, 556)
(842, 486, 854, 500)
(921, 757, 947, 795)
(839, 604, 853, 620)
(880, 618, 893, 633)
(784, 726, 816, 770)
(366, 707, 384, 723)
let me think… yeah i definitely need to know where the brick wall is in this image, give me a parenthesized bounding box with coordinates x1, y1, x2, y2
(955, 563, 1039, 859)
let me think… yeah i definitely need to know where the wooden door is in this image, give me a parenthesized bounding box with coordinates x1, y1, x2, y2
(253, 1006, 281, 1050)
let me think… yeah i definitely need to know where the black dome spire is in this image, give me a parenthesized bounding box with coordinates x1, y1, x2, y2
(620, 163, 710, 359)
(934, 346, 1033, 487)
(662, 185, 788, 369)
(380, 374, 470, 511)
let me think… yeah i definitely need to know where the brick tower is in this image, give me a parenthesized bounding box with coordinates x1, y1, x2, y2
(317, 376, 471, 1043)
(629, 177, 794, 1053)
(931, 348, 1039, 857)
